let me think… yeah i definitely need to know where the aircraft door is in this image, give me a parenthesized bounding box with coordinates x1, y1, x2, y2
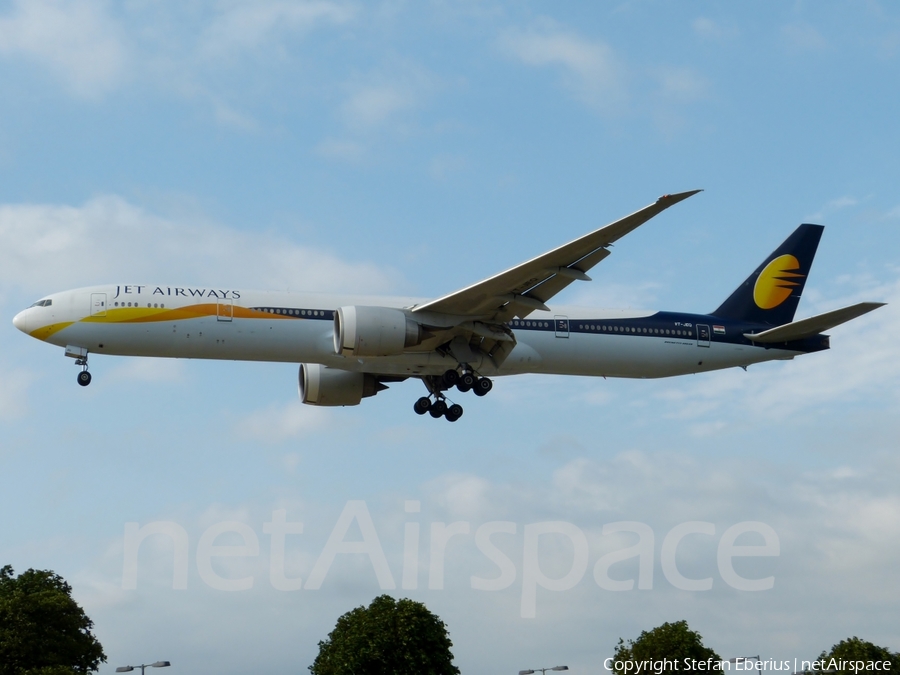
(90, 293, 107, 317)
(554, 315, 569, 338)
(697, 324, 710, 347)
(217, 298, 233, 322)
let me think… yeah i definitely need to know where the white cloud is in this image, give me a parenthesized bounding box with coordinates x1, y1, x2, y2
(106, 357, 186, 384)
(314, 138, 366, 163)
(653, 274, 900, 426)
(0, 0, 356, 113)
(0, 195, 401, 295)
(428, 154, 467, 181)
(781, 22, 828, 52)
(424, 473, 494, 521)
(692, 17, 739, 42)
(211, 97, 260, 132)
(235, 400, 331, 443)
(317, 60, 440, 157)
(808, 195, 860, 221)
(565, 281, 664, 310)
(655, 66, 709, 103)
(826, 196, 858, 210)
(36, 442, 900, 673)
(0, 363, 34, 421)
(197, 0, 355, 60)
(341, 83, 417, 128)
(0, 0, 129, 98)
(337, 62, 437, 133)
(499, 19, 709, 133)
(647, 65, 710, 137)
(498, 22, 626, 112)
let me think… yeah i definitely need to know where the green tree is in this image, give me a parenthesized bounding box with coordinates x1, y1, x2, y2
(0, 565, 106, 675)
(309, 595, 460, 675)
(612, 620, 721, 675)
(812, 637, 900, 674)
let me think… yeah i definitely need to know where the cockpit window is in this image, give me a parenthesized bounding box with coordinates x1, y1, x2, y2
(29, 299, 52, 307)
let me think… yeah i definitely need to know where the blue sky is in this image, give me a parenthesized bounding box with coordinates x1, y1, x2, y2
(1, 1, 899, 673)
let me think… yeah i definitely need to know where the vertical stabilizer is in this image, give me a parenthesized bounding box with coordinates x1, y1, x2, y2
(712, 224, 824, 326)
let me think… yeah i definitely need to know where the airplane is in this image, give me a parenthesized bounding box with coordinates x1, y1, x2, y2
(12, 190, 885, 422)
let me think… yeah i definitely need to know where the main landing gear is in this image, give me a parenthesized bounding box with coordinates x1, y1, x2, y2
(413, 368, 493, 422)
(414, 396, 464, 422)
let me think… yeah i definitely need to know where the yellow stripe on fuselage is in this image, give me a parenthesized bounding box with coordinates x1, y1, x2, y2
(80, 303, 294, 324)
(30, 303, 308, 342)
(30, 321, 75, 341)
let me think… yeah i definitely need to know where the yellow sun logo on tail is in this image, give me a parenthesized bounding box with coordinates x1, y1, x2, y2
(753, 254, 805, 309)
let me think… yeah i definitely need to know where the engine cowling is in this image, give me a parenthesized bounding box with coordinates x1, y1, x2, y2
(333, 306, 424, 357)
(298, 363, 383, 407)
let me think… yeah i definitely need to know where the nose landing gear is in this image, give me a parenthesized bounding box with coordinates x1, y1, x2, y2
(65, 345, 92, 387)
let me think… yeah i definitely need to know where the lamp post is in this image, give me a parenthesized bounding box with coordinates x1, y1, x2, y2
(519, 667, 569, 675)
(116, 661, 171, 675)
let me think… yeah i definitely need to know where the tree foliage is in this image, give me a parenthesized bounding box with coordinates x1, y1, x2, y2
(0, 565, 106, 675)
(612, 620, 721, 675)
(812, 637, 900, 674)
(309, 595, 460, 675)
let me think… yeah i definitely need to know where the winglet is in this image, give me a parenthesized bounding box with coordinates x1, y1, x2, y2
(658, 189, 703, 206)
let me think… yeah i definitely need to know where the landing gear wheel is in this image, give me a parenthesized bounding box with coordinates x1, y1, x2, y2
(77, 371, 92, 387)
(441, 369, 459, 387)
(414, 397, 432, 415)
(445, 403, 463, 422)
(429, 400, 447, 418)
(473, 377, 493, 397)
(457, 372, 476, 392)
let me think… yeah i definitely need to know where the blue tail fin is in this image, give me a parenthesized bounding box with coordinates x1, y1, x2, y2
(712, 224, 824, 326)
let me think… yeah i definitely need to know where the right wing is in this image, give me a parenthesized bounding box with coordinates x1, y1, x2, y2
(412, 190, 702, 320)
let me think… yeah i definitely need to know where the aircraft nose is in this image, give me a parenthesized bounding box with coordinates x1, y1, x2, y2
(12, 310, 29, 333)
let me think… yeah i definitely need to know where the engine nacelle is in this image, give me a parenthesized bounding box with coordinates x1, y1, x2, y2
(298, 364, 383, 407)
(333, 306, 424, 357)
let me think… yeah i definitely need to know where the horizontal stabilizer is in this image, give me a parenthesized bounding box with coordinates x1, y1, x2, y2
(743, 302, 885, 343)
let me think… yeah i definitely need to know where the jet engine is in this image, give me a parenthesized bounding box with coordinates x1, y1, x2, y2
(333, 306, 424, 357)
(299, 363, 385, 406)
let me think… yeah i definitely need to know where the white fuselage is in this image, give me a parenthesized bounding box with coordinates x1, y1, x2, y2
(12, 284, 799, 380)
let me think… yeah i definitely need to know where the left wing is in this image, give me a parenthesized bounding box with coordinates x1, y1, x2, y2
(412, 190, 701, 320)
